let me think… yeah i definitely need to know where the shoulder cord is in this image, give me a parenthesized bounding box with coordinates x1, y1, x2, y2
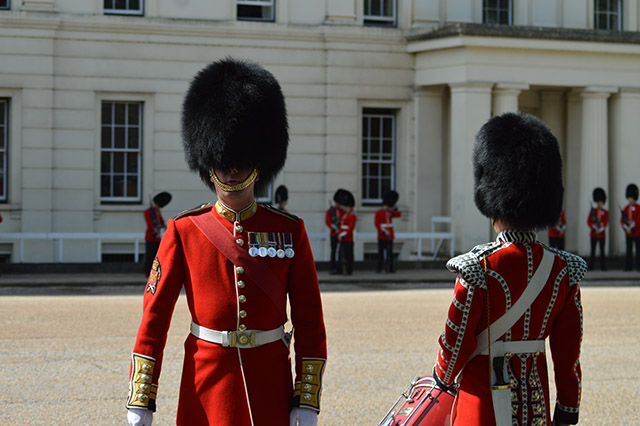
(484, 256, 493, 387)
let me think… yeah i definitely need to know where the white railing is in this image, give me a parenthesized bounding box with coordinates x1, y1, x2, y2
(0, 232, 145, 263)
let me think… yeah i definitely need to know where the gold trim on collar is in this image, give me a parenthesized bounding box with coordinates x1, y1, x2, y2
(209, 168, 258, 192)
(215, 200, 258, 222)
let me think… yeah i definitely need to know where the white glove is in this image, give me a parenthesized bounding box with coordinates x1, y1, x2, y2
(289, 407, 318, 426)
(127, 408, 153, 426)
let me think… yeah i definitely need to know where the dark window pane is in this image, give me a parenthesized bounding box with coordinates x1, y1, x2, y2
(499, 10, 509, 24)
(367, 178, 379, 200)
(127, 127, 139, 149)
(114, 103, 125, 124)
(364, 0, 371, 15)
(128, 104, 139, 125)
(104, 0, 113, 9)
(102, 103, 112, 124)
(383, 0, 394, 16)
(382, 118, 393, 138)
(126, 152, 138, 173)
(115, 0, 126, 9)
(113, 175, 124, 197)
(114, 152, 124, 173)
(126, 175, 138, 197)
(101, 127, 112, 148)
(130, 0, 140, 10)
(101, 152, 112, 173)
(0, 102, 5, 121)
(370, 118, 380, 138)
(381, 178, 391, 196)
(114, 127, 125, 148)
(0, 129, 4, 150)
(101, 175, 111, 197)
(371, 0, 381, 16)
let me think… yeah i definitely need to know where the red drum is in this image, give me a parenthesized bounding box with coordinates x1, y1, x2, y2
(378, 376, 457, 426)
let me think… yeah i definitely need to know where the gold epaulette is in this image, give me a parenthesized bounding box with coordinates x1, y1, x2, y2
(293, 358, 326, 412)
(262, 204, 299, 222)
(127, 353, 158, 412)
(174, 203, 212, 220)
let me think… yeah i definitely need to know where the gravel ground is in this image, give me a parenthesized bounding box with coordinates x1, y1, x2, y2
(0, 286, 638, 425)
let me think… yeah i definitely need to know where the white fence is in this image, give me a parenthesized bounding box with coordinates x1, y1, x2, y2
(0, 232, 145, 263)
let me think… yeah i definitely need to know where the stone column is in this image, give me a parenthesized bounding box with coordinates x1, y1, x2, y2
(576, 86, 617, 256)
(492, 83, 529, 115)
(449, 82, 493, 252)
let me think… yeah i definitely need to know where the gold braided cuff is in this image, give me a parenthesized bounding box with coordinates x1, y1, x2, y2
(209, 168, 258, 192)
(127, 353, 158, 412)
(293, 358, 326, 412)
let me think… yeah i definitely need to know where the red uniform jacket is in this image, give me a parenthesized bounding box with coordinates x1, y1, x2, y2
(621, 202, 640, 237)
(338, 210, 356, 242)
(435, 230, 586, 426)
(325, 206, 343, 237)
(374, 208, 401, 241)
(547, 210, 566, 239)
(587, 207, 608, 239)
(144, 207, 164, 243)
(129, 201, 327, 426)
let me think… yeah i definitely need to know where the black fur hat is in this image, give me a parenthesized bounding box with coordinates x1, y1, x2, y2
(626, 184, 638, 200)
(152, 192, 172, 208)
(593, 187, 607, 203)
(274, 185, 288, 204)
(181, 57, 288, 194)
(382, 190, 399, 207)
(473, 112, 563, 230)
(333, 189, 347, 204)
(338, 190, 355, 208)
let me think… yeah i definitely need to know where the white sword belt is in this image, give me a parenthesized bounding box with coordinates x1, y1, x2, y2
(479, 339, 545, 356)
(190, 321, 286, 349)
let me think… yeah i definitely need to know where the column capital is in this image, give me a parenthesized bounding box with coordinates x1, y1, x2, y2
(576, 86, 618, 99)
(494, 82, 530, 92)
(449, 81, 493, 94)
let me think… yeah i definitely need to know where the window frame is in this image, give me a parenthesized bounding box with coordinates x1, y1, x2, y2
(237, 0, 275, 22)
(104, 0, 144, 16)
(100, 100, 144, 204)
(361, 108, 397, 206)
(594, 0, 623, 30)
(363, 0, 397, 27)
(0, 0, 10, 11)
(482, 0, 513, 25)
(0, 99, 8, 202)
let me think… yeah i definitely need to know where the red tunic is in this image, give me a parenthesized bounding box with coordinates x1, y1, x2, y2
(435, 230, 586, 426)
(621, 202, 640, 237)
(325, 206, 343, 237)
(130, 201, 327, 426)
(374, 208, 401, 241)
(587, 207, 608, 239)
(144, 207, 164, 243)
(547, 210, 566, 239)
(338, 210, 356, 242)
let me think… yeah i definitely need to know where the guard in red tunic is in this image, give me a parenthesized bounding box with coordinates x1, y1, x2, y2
(374, 190, 401, 273)
(587, 187, 609, 270)
(337, 190, 356, 275)
(325, 189, 346, 275)
(143, 192, 171, 274)
(547, 209, 566, 250)
(620, 183, 640, 270)
(126, 58, 327, 426)
(432, 113, 586, 426)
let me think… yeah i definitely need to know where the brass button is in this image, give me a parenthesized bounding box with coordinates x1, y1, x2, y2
(304, 384, 312, 391)
(238, 324, 247, 331)
(140, 384, 149, 392)
(239, 310, 247, 318)
(237, 280, 245, 288)
(305, 374, 313, 381)
(141, 364, 151, 372)
(239, 335, 249, 345)
(306, 364, 314, 372)
(239, 295, 246, 303)
(236, 238, 244, 246)
(140, 375, 150, 383)
(137, 394, 148, 402)
(236, 266, 244, 275)
(303, 393, 312, 400)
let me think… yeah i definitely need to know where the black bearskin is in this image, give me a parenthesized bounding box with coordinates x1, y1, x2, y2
(473, 112, 563, 230)
(333, 189, 347, 204)
(626, 184, 638, 201)
(274, 185, 288, 204)
(338, 190, 355, 208)
(593, 187, 607, 203)
(181, 57, 288, 194)
(152, 192, 172, 208)
(382, 190, 399, 207)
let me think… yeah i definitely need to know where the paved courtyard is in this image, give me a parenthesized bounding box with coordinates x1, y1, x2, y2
(0, 285, 638, 425)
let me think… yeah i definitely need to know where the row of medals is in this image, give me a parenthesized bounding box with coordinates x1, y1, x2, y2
(247, 232, 295, 259)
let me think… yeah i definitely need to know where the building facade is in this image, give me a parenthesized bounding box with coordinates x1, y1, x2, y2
(1, 0, 639, 262)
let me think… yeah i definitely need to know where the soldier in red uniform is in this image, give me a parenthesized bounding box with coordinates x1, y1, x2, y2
(620, 183, 640, 270)
(337, 190, 357, 275)
(588, 187, 609, 270)
(547, 209, 566, 250)
(432, 113, 586, 426)
(325, 189, 345, 275)
(143, 192, 171, 274)
(374, 190, 401, 273)
(126, 58, 327, 426)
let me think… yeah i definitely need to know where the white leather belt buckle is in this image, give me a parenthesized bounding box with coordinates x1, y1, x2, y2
(190, 321, 285, 349)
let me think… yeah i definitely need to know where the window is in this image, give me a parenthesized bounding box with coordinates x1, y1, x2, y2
(0, 99, 7, 202)
(255, 182, 273, 204)
(483, 0, 512, 25)
(104, 0, 143, 16)
(0, 1, 9, 10)
(594, 0, 622, 30)
(364, 0, 397, 27)
(101, 101, 142, 203)
(237, 0, 274, 22)
(362, 108, 396, 205)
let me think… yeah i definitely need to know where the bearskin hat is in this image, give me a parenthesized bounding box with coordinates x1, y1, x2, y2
(152, 192, 172, 208)
(274, 185, 288, 204)
(473, 112, 563, 230)
(338, 190, 355, 208)
(592, 187, 606, 203)
(382, 190, 399, 207)
(333, 189, 347, 204)
(626, 183, 638, 201)
(181, 57, 288, 194)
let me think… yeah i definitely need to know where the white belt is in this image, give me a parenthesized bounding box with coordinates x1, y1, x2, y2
(380, 224, 393, 228)
(190, 321, 286, 349)
(480, 339, 545, 356)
